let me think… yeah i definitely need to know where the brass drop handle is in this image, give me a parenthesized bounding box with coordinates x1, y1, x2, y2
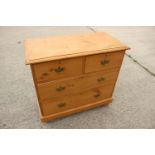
(56, 86, 65, 92)
(94, 92, 101, 98)
(97, 77, 105, 82)
(57, 102, 66, 108)
(100, 59, 109, 65)
(54, 66, 65, 73)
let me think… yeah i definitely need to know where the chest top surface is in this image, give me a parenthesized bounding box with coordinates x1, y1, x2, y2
(24, 32, 129, 64)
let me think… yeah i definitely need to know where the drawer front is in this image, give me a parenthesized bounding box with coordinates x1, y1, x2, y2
(85, 51, 125, 73)
(37, 68, 119, 100)
(41, 84, 114, 116)
(33, 57, 83, 83)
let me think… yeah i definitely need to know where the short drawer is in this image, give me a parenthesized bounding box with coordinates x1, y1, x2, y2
(33, 57, 83, 83)
(85, 51, 125, 73)
(41, 84, 114, 116)
(37, 68, 119, 100)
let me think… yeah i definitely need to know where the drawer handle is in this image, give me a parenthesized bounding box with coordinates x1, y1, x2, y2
(56, 86, 65, 92)
(94, 92, 101, 98)
(97, 77, 105, 82)
(57, 102, 66, 108)
(100, 59, 110, 65)
(54, 66, 65, 73)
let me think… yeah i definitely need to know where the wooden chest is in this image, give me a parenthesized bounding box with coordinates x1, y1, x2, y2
(24, 32, 129, 122)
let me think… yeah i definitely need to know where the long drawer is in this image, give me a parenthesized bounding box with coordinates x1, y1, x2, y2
(37, 68, 119, 100)
(41, 84, 114, 116)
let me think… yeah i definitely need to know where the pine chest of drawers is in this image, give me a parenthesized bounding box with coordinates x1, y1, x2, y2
(24, 32, 129, 122)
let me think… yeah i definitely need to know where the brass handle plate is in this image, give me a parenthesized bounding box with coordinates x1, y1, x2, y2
(54, 66, 65, 73)
(94, 92, 101, 98)
(57, 102, 66, 108)
(100, 59, 110, 65)
(97, 77, 105, 82)
(56, 86, 65, 92)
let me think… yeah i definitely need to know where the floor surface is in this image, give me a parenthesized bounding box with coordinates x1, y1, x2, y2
(0, 26, 155, 128)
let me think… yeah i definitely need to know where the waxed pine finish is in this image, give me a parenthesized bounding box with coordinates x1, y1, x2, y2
(24, 32, 129, 122)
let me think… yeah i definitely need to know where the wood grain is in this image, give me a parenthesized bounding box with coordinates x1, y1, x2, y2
(33, 57, 83, 83)
(41, 85, 114, 116)
(24, 32, 129, 64)
(24, 32, 129, 122)
(37, 68, 120, 100)
(85, 50, 125, 73)
(41, 98, 112, 122)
